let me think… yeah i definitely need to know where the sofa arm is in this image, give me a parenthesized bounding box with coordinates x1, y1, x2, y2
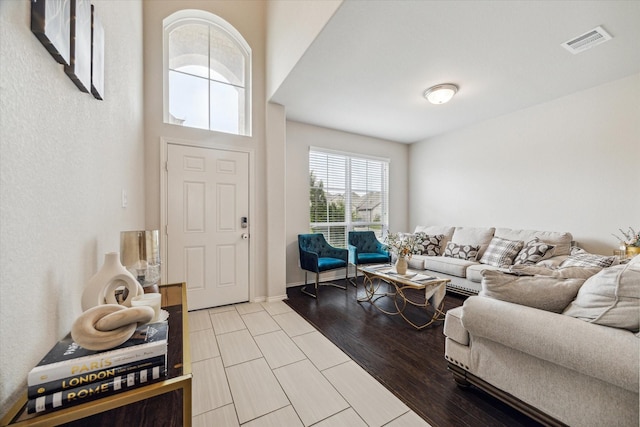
(461, 296, 639, 393)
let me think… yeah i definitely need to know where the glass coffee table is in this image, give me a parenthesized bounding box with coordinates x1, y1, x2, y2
(357, 264, 450, 330)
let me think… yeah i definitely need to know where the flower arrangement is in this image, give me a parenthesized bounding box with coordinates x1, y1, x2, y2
(612, 227, 640, 247)
(384, 232, 416, 259)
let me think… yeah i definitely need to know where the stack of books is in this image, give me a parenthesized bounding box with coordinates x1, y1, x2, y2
(26, 321, 169, 415)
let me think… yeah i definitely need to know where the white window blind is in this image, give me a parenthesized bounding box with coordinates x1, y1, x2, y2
(309, 149, 389, 248)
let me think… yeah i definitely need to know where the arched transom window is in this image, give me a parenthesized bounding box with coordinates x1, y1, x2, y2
(163, 10, 251, 136)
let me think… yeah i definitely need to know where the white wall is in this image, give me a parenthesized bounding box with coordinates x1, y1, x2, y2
(0, 1, 145, 414)
(285, 121, 409, 286)
(142, 1, 278, 301)
(409, 74, 640, 255)
(265, 0, 342, 99)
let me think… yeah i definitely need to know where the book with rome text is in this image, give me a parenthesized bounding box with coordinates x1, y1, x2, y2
(27, 321, 168, 387)
(26, 365, 167, 414)
(27, 354, 166, 399)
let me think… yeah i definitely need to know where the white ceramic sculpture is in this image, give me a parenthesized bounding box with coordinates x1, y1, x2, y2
(71, 304, 154, 350)
(81, 252, 144, 311)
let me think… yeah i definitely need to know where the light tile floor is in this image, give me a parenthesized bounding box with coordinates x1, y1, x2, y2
(189, 300, 432, 427)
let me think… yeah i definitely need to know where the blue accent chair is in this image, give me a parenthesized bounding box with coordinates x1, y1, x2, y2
(348, 231, 391, 283)
(298, 233, 349, 298)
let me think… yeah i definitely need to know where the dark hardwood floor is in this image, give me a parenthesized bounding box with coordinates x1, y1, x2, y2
(285, 278, 541, 427)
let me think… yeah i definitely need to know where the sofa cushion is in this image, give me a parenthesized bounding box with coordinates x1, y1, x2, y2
(451, 227, 495, 258)
(494, 228, 573, 256)
(412, 233, 443, 256)
(444, 242, 480, 261)
(509, 264, 602, 280)
(563, 261, 640, 332)
(561, 252, 618, 268)
(479, 237, 524, 267)
(513, 237, 556, 265)
(423, 256, 476, 277)
(466, 263, 503, 282)
(480, 270, 585, 313)
(407, 255, 426, 270)
(414, 225, 455, 253)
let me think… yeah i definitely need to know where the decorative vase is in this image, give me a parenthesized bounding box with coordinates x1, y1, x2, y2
(395, 256, 408, 275)
(81, 252, 143, 311)
(626, 245, 640, 258)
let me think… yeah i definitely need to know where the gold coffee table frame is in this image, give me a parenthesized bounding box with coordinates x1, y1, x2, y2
(357, 265, 449, 330)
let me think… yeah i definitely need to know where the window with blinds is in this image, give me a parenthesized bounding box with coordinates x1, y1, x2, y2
(309, 149, 389, 248)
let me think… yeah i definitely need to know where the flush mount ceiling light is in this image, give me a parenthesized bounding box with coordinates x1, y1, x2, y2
(423, 83, 458, 104)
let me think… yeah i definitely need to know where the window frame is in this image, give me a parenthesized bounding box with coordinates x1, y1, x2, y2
(162, 9, 252, 136)
(309, 147, 390, 248)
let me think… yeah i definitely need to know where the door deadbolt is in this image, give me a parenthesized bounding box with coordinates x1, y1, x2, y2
(241, 217, 248, 228)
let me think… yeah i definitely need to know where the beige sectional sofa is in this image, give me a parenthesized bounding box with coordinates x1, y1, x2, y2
(405, 225, 574, 296)
(443, 255, 640, 426)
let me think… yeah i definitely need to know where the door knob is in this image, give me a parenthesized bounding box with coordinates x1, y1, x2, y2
(241, 233, 249, 240)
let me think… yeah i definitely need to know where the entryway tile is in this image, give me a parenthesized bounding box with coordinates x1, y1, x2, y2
(217, 329, 262, 367)
(292, 331, 350, 371)
(323, 361, 409, 426)
(210, 309, 246, 335)
(386, 411, 432, 426)
(190, 329, 220, 362)
(242, 310, 281, 336)
(273, 359, 349, 426)
(192, 357, 232, 416)
(273, 310, 316, 337)
(226, 358, 290, 424)
(313, 408, 368, 427)
(254, 330, 306, 369)
(208, 305, 237, 314)
(235, 302, 265, 315)
(189, 310, 213, 332)
(261, 300, 293, 316)
(192, 403, 239, 427)
(241, 405, 303, 427)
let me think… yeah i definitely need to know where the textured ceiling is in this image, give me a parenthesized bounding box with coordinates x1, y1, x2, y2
(271, 1, 640, 143)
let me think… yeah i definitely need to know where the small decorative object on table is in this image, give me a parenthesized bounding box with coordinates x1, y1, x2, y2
(612, 226, 640, 258)
(384, 232, 416, 275)
(120, 230, 161, 293)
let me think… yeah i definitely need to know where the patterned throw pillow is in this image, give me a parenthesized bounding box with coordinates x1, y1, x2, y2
(412, 233, 444, 256)
(513, 237, 556, 265)
(479, 237, 524, 267)
(561, 253, 618, 268)
(444, 242, 480, 261)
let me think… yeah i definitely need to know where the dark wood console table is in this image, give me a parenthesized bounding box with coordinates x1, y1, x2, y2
(0, 283, 192, 427)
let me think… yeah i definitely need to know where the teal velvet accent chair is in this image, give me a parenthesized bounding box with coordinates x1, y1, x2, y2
(298, 233, 349, 298)
(348, 231, 391, 283)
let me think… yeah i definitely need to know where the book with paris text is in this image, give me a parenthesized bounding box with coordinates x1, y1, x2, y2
(26, 365, 167, 414)
(28, 321, 168, 387)
(27, 354, 166, 399)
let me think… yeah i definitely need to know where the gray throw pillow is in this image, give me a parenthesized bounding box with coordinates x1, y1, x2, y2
(563, 263, 640, 332)
(479, 236, 524, 267)
(444, 242, 479, 261)
(412, 233, 444, 256)
(480, 270, 586, 313)
(561, 252, 618, 268)
(513, 237, 555, 265)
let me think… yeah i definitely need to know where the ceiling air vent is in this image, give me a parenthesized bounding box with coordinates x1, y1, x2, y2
(561, 26, 612, 54)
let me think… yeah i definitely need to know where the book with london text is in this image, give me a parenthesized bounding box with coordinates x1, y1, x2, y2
(28, 321, 168, 387)
(27, 354, 166, 399)
(26, 365, 167, 414)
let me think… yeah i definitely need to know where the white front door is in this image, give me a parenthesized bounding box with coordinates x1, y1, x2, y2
(166, 143, 250, 310)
